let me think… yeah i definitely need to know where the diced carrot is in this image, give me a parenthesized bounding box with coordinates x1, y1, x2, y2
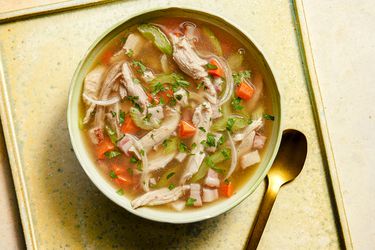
(96, 137, 115, 160)
(101, 50, 113, 65)
(207, 59, 224, 77)
(157, 88, 174, 104)
(236, 81, 254, 100)
(147, 92, 160, 105)
(178, 120, 196, 139)
(219, 182, 234, 197)
(111, 164, 133, 188)
(121, 115, 139, 134)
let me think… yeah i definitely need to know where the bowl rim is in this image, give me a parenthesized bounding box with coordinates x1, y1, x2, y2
(67, 5, 283, 224)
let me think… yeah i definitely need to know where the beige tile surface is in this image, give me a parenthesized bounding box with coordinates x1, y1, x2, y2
(302, 1, 375, 249)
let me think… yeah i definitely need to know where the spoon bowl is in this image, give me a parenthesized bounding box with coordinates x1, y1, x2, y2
(247, 129, 307, 249)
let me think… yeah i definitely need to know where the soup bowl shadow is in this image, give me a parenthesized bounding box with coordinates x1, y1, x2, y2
(67, 6, 282, 224)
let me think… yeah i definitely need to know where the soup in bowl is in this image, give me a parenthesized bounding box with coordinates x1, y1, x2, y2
(68, 7, 282, 223)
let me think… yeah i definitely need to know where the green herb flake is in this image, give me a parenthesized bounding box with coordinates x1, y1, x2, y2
(119, 110, 125, 125)
(105, 126, 117, 144)
(218, 136, 224, 146)
(191, 142, 197, 150)
(231, 97, 244, 110)
(109, 170, 117, 179)
(130, 156, 139, 164)
(127, 168, 134, 176)
(152, 82, 166, 95)
(116, 189, 124, 195)
(263, 114, 275, 121)
(136, 162, 143, 171)
(221, 149, 230, 160)
(198, 127, 206, 133)
(206, 63, 218, 70)
(166, 172, 175, 180)
(110, 111, 117, 117)
(186, 197, 197, 206)
(125, 49, 134, 57)
(232, 70, 252, 85)
(206, 133, 216, 147)
(132, 60, 147, 74)
(140, 149, 145, 156)
(104, 150, 121, 159)
(168, 184, 175, 190)
(196, 82, 205, 90)
(162, 139, 171, 148)
(210, 166, 224, 174)
(178, 142, 188, 153)
(226, 118, 235, 132)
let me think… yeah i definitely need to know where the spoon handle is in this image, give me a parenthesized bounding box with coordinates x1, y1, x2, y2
(246, 178, 280, 250)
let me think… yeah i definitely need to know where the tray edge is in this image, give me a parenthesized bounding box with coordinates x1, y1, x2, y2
(291, 0, 353, 248)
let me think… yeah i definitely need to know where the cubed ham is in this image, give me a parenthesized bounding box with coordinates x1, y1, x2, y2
(204, 169, 220, 188)
(253, 134, 267, 149)
(202, 188, 219, 203)
(240, 150, 261, 169)
(190, 183, 202, 207)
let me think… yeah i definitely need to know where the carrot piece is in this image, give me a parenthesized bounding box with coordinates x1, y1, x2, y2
(219, 182, 234, 197)
(157, 88, 174, 104)
(121, 115, 139, 134)
(101, 50, 113, 65)
(96, 137, 115, 160)
(236, 81, 254, 100)
(111, 164, 133, 188)
(207, 59, 224, 77)
(147, 92, 160, 105)
(178, 120, 196, 139)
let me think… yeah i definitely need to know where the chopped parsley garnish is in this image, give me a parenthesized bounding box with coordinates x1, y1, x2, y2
(224, 179, 230, 184)
(104, 150, 121, 159)
(127, 168, 134, 176)
(125, 49, 134, 57)
(132, 78, 141, 85)
(186, 197, 197, 206)
(168, 184, 175, 190)
(206, 63, 218, 70)
(166, 172, 175, 180)
(263, 114, 275, 121)
(206, 133, 216, 147)
(221, 149, 230, 160)
(143, 112, 152, 122)
(116, 188, 124, 195)
(132, 60, 147, 74)
(162, 139, 171, 148)
(196, 82, 204, 90)
(110, 111, 116, 117)
(226, 118, 235, 132)
(178, 142, 188, 153)
(218, 136, 224, 146)
(169, 97, 177, 106)
(152, 82, 166, 95)
(206, 157, 215, 168)
(130, 156, 139, 164)
(140, 149, 145, 156)
(119, 110, 125, 125)
(109, 170, 117, 179)
(172, 79, 190, 91)
(231, 97, 244, 110)
(233, 70, 252, 85)
(136, 162, 143, 171)
(210, 166, 224, 174)
(198, 127, 206, 132)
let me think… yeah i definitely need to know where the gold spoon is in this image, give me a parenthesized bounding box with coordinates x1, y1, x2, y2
(246, 129, 308, 250)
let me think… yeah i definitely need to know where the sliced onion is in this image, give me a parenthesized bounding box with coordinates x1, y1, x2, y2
(225, 131, 238, 180)
(180, 21, 198, 42)
(160, 54, 170, 73)
(82, 93, 120, 106)
(125, 134, 150, 192)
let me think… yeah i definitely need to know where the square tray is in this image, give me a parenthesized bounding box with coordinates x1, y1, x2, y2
(0, 0, 350, 249)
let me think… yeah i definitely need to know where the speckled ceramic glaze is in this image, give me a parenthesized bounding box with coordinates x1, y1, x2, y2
(67, 7, 282, 223)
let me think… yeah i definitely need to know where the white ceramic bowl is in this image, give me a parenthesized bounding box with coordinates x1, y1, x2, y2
(67, 7, 282, 223)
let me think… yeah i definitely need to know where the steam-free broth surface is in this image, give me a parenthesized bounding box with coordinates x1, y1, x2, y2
(79, 16, 274, 211)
